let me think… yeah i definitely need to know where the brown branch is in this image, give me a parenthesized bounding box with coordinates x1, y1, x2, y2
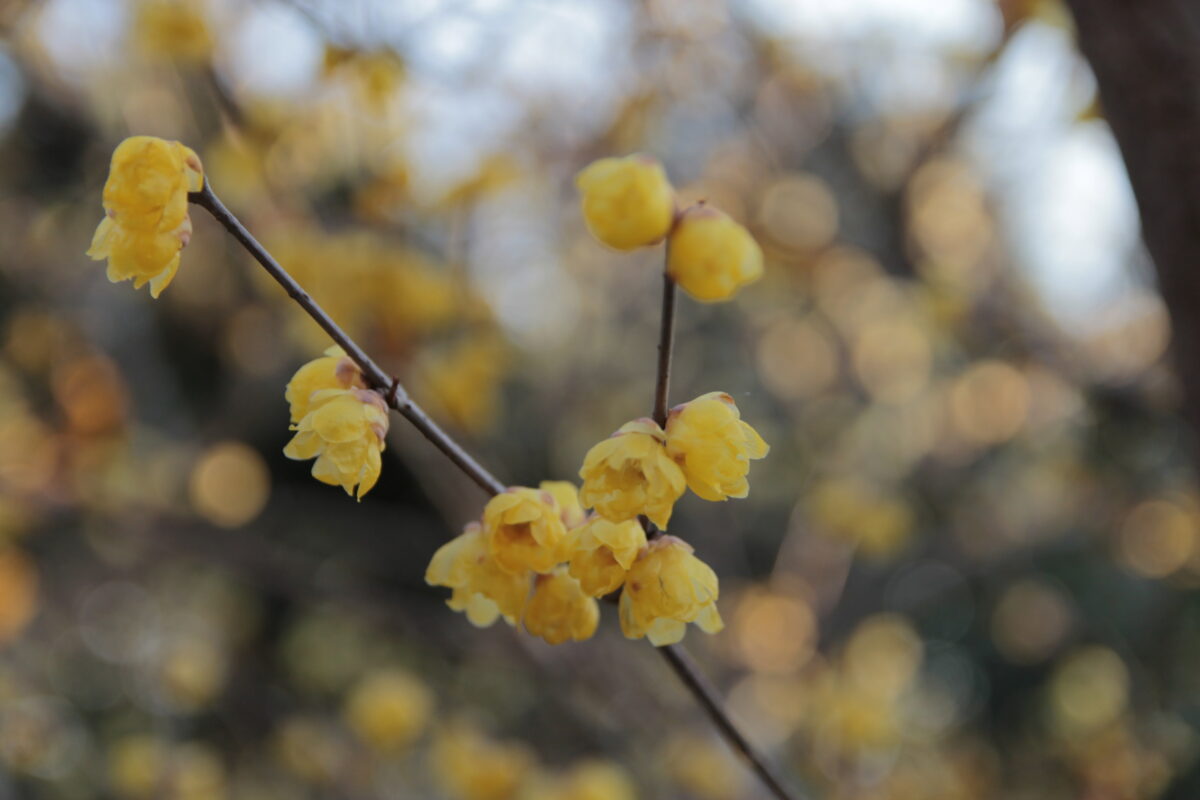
(189, 182, 505, 497)
(652, 270, 677, 428)
(190, 182, 801, 800)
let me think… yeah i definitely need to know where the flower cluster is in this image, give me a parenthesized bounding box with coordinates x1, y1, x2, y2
(282, 347, 389, 500)
(87, 136, 204, 298)
(425, 392, 765, 647)
(575, 153, 764, 302)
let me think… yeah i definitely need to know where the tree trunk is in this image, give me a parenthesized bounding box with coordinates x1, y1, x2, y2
(1065, 0, 1200, 447)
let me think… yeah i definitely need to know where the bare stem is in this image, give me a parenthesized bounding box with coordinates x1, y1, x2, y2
(660, 645, 801, 800)
(190, 182, 801, 800)
(653, 270, 677, 428)
(189, 183, 505, 497)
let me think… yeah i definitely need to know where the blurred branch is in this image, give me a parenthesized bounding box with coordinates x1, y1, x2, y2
(1064, 0, 1200, 455)
(189, 182, 804, 800)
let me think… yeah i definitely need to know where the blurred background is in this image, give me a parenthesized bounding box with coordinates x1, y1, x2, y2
(0, 0, 1198, 797)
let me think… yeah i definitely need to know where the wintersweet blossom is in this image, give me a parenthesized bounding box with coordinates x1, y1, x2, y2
(87, 136, 203, 298)
(578, 419, 686, 529)
(285, 346, 365, 423)
(566, 516, 647, 597)
(619, 536, 724, 646)
(282, 388, 388, 499)
(425, 523, 530, 627)
(523, 567, 599, 645)
(482, 487, 569, 575)
(665, 392, 769, 502)
(576, 154, 675, 251)
(666, 205, 763, 302)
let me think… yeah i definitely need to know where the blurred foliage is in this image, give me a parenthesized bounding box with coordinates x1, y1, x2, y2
(0, 0, 1198, 798)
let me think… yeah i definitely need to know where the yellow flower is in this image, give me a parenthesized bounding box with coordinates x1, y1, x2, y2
(523, 567, 599, 645)
(283, 388, 388, 499)
(665, 392, 769, 502)
(666, 205, 763, 302)
(566, 516, 647, 597)
(343, 669, 433, 752)
(576, 154, 675, 251)
(432, 721, 536, 800)
(619, 536, 723, 646)
(425, 523, 530, 627)
(285, 346, 365, 423)
(578, 419, 686, 529)
(482, 487, 569, 575)
(87, 136, 204, 298)
(538, 480, 587, 529)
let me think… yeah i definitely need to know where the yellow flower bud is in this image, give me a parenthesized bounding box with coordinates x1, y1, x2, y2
(665, 392, 769, 502)
(666, 206, 763, 302)
(87, 136, 203, 298)
(283, 387, 388, 499)
(578, 419, 686, 529)
(619, 536, 723, 646)
(566, 516, 647, 597)
(482, 487, 569, 575)
(285, 346, 365, 423)
(576, 154, 675, 250)
(426, 523, 530, 627)
(523, 567, 599, 645)
(343, 669, 433, 752)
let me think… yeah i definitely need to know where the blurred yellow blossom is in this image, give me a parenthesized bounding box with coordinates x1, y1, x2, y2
(344, 669, 433, 752)
(666, 205, 763, 302)
(665, 392, 768, 502)
(432, 721, 536, 800)
(283, 388, 388, 499)
(576, 155, 675, 251)
(578, 419, 685, 529)
(87, 136, 204, 298)
(482, 487, 569, 575)
(619, 536, 723, 646)
(663, 734, 741, 800)
(523, 567, 599, 645)
(107, 735, 167, 798)
(133, 0, 213, 62)
(521, 760, 637, 800)
(566, 516, 646, 597)
(285, 347, 364, 423)
(426, 523, 530, 627)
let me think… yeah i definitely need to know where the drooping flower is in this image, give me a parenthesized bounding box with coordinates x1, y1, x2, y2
(578, 419, 686, 529)
(87, 136, 204, 298)
(343, 669, 433, 752)
(566, 516, 647, 597)
(665, 392, 769, 502)
(576, 154, 675, 251)
(666, 205, 763, 302)
(619, 536, 724, 646)
(425, 523, 530, 628)
(283, 387, 388, 499)
(523, 567, 600, 645)
(285, 346, 365, 423)
(482, 487, 569, 575)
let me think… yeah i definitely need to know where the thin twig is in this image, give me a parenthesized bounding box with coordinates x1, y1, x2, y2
(190, 182, 800, 800)
(189, 182, 505, 497)
(652, 270, 677, 428)
(660, 645, 800, 800)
